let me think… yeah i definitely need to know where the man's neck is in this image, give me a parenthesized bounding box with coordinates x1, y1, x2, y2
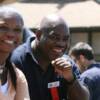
(83, 60, 96, 72)
(34, 52, 50, 72)
(31, 41, 50, 72)
(88, 60, 96, 67)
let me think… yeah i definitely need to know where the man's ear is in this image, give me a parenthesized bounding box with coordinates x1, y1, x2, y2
(80, 55, 85, 61)
(35, 29, 42, 40)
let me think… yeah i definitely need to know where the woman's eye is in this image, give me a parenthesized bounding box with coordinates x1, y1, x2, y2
(0, 26, 9, 32)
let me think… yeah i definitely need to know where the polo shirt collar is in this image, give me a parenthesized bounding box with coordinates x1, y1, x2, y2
(25, 36, 35, 54)
(25, 36, 38, 64)
(88, 63, 100, 69)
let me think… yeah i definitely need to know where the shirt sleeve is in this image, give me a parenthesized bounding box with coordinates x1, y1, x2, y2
(80, 72, 95, 100)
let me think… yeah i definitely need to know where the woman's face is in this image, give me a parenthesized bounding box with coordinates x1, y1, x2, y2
(0, 14, 23, 53)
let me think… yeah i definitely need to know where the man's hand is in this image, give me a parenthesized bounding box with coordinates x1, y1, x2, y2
(52, 57, 75, 82)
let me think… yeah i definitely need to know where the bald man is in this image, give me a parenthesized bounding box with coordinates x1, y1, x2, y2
(11, 14, 89, 100)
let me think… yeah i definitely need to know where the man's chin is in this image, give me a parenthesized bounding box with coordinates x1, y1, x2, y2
(50, 55, 62, 61)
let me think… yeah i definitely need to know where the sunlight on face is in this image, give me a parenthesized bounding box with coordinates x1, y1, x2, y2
(0, 12, 23, 53)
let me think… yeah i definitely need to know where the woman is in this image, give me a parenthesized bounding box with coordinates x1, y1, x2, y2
(0, 7, 30, 100)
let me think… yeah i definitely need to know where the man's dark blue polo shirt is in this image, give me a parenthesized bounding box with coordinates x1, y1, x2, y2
(11, 37, 81, 100)
(80, 63, 100, 100)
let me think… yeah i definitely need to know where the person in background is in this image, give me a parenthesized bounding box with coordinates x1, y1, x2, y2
(22, 27, 35, 43)
(69, 42, 100, 100)
(11, 14, 89, 100)
(0, 6, 30, 100)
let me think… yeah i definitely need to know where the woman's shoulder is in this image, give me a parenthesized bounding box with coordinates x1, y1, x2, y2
(12, 63, 27, 83)
(12, 63, 30, 100)
(16, 68, 27, 82)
